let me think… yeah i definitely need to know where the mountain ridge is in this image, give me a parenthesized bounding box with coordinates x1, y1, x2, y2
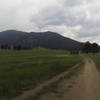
(0, 30, 83, 51)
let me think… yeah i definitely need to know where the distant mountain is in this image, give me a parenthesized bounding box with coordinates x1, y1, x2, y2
(0, 30, 83, 51)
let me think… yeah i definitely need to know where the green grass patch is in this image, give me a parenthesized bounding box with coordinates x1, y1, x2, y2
(25, 61, 83, 100)
(89, 54, 100, 69)
(0, 48, 82, 98)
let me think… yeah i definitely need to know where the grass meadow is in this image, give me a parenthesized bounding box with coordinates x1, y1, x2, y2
(89, 54, 100, 69)
(0, 48, 82, 99)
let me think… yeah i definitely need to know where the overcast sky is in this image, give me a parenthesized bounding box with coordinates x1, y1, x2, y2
(0, 0, 100, 43)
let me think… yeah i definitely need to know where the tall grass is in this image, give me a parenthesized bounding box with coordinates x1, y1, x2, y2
(0, 48, 82, 98)
(89, 54, 100, 69)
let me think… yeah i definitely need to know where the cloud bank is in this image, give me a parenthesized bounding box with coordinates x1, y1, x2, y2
(0, 0, 100, 43)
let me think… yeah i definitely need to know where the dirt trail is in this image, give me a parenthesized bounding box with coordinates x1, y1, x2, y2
(12, 63, 82, 100)
(40, 57, 100, 100)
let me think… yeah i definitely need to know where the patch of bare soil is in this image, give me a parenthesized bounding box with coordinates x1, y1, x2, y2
(40, 57, 100, 100)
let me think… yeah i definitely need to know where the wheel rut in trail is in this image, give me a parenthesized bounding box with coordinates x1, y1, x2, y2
(40, 57, 100, 100)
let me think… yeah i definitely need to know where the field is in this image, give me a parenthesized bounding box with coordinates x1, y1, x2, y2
(89, 54, 100, 69)
(0, 48, 82, 99)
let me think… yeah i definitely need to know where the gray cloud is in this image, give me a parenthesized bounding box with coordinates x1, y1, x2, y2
(0, 0, 100, 44)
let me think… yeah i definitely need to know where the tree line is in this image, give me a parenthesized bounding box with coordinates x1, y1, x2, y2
(82, 41, 99, 53)
(70, 41, 99, 54)
(0, 45, 32, 50)
(0, 41, 99, 53)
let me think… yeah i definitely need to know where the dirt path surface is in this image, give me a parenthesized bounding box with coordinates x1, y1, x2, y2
(40, 57, 100, 100)
(12, 62, 82, 100)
